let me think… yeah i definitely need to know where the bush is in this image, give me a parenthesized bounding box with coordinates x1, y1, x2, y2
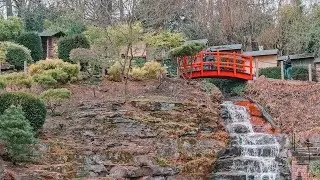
(310, 161, 320, 176)
(132, 58, 146, 68)
(207, 78, 247, 96)
(259, 67, 281, 79)
(169, 43, 206, 58)
(70, 48, 97, 64)
(33, 74, 58, 87)
(2, 72, 33, 89)
(0, 92, 46, 131)
(69, 48, 99, 71)
(130, 67, 147, 81)
(0, 17, 23, 41)
(142, 61, 167, 79)
(0, 105, 35, 162)
(5, 42, 32, 70)
(29, 59, 80, 84)
(58, 34, 90, 61)
(108, 61, 124, 82)
(16, 32, 44, 61)
(259, 66, 317, 81)
(40, 88, 71, 114)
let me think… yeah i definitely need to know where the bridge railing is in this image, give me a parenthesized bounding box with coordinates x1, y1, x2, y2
(177, 51, 253, 80)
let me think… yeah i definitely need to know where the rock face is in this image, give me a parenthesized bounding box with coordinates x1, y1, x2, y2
(0, 81, 228, 179)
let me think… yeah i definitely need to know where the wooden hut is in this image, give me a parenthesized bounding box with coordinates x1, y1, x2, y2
(39, 30, 65, 59)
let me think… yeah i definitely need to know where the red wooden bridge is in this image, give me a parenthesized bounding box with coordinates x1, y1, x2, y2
(177, 51, 253, 80)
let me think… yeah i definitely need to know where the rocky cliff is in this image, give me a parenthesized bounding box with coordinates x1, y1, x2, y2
(0, 79, 228, 179)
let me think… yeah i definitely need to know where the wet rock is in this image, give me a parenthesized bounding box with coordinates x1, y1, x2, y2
(233, 124, 251, 134)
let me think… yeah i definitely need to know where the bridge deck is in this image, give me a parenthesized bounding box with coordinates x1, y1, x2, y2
(177, 51, 253, 80)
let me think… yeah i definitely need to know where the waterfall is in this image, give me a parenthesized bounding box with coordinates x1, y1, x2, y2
(212, 102, 280, 180)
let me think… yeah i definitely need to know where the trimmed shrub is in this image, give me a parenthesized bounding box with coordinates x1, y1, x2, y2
(142, 61, 167, 79)
(16, 32, 44, 61)
(29, 59, 80, 85)
(5, 42, 32, 70)
(40, 88, 71, 114)
(169, 43, 206, 58)
(33, 74, 58, 87)
(0, 105, 35, 162)
(0, 92, 46, 131)
(2, 72, 33, 89)
(258, 67, 281, 79)
(108, 61, 124, 82)
(130, 67, 147, 81)
(259, 66, 317, 81)
(58, 34, 90, 61)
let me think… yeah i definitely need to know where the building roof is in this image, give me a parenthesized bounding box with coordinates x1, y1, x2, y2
(207, 44, 242, 52)
(39, 30, 66, 37)
(277, 53, 315, 61)
(243, 49, 278, 57)
(184, 39, 208, 45)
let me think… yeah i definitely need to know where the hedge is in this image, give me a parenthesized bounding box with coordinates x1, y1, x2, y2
(4, 42, 32, 70)
(0, 92, 47, 131)
(58, 34, 90, 61)
(259, 66, 317, 81)
(16, 32, 44, 61)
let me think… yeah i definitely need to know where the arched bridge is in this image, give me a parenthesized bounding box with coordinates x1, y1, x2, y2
(177, 51, 253, 80)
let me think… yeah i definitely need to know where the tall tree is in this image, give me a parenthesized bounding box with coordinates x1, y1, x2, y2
(6, 0, 13, 17)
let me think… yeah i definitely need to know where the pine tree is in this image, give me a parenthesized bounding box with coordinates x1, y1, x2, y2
(0, 105, 35, 162)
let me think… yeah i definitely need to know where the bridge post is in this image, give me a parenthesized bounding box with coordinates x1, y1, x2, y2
(255, 59, 259, 78)
(249, 56, 253, 79)
(200, 52, 204, 76)
(281, 61, 285, 80)
(217, 51, 220, 75)
(308, 64, 312, 82)
(233, 52, 236, 76)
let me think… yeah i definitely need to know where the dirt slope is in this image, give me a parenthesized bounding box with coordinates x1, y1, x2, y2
(245, 77, 320, 145)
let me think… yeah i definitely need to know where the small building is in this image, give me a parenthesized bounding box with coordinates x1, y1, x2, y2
(39, 30, 66, 59)
(206, 44, 243, 54)
(243, 49, 278, 73)
(277, 53, 315, 67)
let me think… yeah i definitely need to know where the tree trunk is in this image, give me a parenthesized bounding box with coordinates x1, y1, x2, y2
(119, 0, 124, 21)
(6, 0, 13, 17)
(99, 0, 113, 27)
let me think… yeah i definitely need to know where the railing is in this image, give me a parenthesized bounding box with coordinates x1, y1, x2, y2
(177, 51, 253, 80)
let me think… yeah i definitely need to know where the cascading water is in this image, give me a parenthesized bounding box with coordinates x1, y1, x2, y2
(212, 101, 280, 180)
